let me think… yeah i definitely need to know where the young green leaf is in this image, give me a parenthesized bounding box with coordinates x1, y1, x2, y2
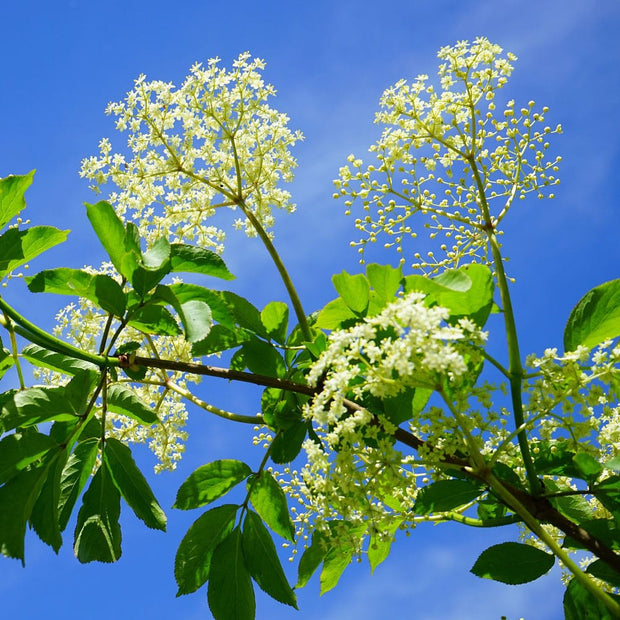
(58, 438, 99, 531)
(315, 297, 357, 330)
(365, 263, 402, 306)
(0, 170, 35, 229)
(564, 278, 620, 352)
(320, 546, 353, 595)
(261, 301, 289, 344)
(207, 527, 255, 620)
(332, 270, 370, 314)
(471, 542, 554, 584)
(103, 437, 166, 531)
(130, 237, 172, 297)
(106, 384, 160, 425)
(74, 464, 122, 563)
(414, 479, 482, 515)
(26, 268, 126, 316)
(169, 243, 235, 280)
(368, 521, 400, 574)
(174, 504, 238, 596)
(174, 460, 252, 510)
(242, 510, 297, 608)
(0, 226, 69, 279)
(248, 470, 295, 541)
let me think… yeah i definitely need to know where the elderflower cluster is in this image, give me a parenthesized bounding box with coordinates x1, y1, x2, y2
(80, 53, 303, 250)
(38, 268, 198, 472)
(281, 293, 487, 547)
(524, 341, 620, 459)
(333, 37, 562, 272)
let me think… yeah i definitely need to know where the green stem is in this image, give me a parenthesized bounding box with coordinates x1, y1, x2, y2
(486, 472, 620, 617)
(468, 159, 540, 496)
(1, 310, 26, 389)
(0, 296, 116, 368)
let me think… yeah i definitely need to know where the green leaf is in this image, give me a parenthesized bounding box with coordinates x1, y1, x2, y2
(572, 452, 603, 481)
(532, 441, 581, 478)
(170, 243, 235, 280)
(315, 297, 357, 330)
(238, 338, 286, 378)
(174, 460, 252, 510)
(21, 343, 99, 376)
(587, 559, 620, 588)
(270, 422, 307, 464)
(471, 542, 554, 584)
(605, 455, 620, 472)
(320, 545, 353, 594)
(0, 341, 14, 379)
(174, 504, 238, 596)
(167, 283, 236, 328)
(58, 438, 99, 531)
(242, 510, 297, 608)
(297, 530, 327, 588)
(106, 384, 159, 425)
(74, 464, 122, 563)
(0, 430, 57, 484)
(26, 268, 126, 316)
(544, 479, 593, 523)
(332, 271, 370, 314)
(191, 324, 253, 356)
(127, 304, 181, 336)
(368, 521, 400, 574)
(248, 471, 295, 541)
(131, 237, 171, 297)
(0, 170, 34, 229)
(220, 291, 269, 337)
(103, 438, 166, 531)
(564, 577, 618, 620)
(0, 466, 49, 564)
(365, 263, 402, 306)
(208, 527, 255, 620)
(564, 279, 620, 352)
(85, 201, 140, 280)
(414, 480, 482, 515)
(261, 301, 289, 344)
(153, 285, 212, 344)
(29, 451, 67, 552)
(0, 226, 69, 279)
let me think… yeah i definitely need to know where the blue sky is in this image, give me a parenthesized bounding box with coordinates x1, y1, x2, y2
(1, 1, 619, 618)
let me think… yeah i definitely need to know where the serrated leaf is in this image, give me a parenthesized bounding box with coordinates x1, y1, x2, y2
(74, 464, 122, 563)
(368, 521, 400, 574)
(248, 471, 294, 541)
(414, 479, 482, 515)
(0, 430, 58, 484)
(0, 170, 35, 229)
(238, 338, 286, 378)
(471, 542, 554, 584)
(174, 460, 252, 510)
(0, 466, 49, 564)
(58, 438, 99, 531)
(106, 384, 159, 425)
(169, 243, 234, 280)
(270, 422, 307, 464)
(220, 291, 268, 337)
(261, 301, 289, 344)
(564, 279, 620, 352)
(21, 344, 99, 376)
(30, 451, 67, 552)
(127, 304, 181, 336)
(242, 511, 297, 608)
(191, 324, 253, 356)
(26, 268, 126, 316)
(207, 528, 255, 620)
(174, 504, 237, 596)
(167, 283, 236, 328)
(0, 226, 69, 278)
(103, 438, 166, 531)
(332, 271, 370, 315)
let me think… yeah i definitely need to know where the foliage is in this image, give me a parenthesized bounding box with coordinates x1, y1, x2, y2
(0, 38, 619, 619)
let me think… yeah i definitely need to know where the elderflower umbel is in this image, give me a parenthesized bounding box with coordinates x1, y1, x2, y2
(281, 292, 487, 550)
(334, 37, 562, 272)
(81, 53, 303, 250)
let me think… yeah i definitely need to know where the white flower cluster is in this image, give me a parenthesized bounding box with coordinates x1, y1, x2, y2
(39, 280, 196, 472)
(525, 341, 620, 460)
(333, 37, 562, 272)
(80, 53, 303, 250)
(280, 293, 487, 549)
